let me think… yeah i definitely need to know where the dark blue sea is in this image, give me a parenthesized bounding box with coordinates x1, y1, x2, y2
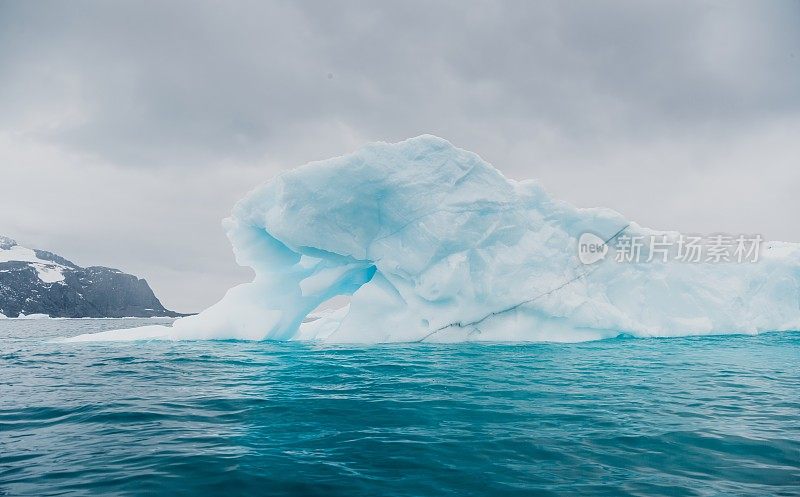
(1, 319, 798, 496)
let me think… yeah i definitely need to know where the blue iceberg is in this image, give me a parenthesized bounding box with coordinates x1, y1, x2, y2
(69, 135, 800, 342)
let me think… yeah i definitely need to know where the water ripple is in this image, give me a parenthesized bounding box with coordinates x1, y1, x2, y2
(0, 319, 798, 496)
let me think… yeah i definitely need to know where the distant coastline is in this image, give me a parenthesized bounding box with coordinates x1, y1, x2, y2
(0, 314, 185, 320)
(0, 236, 185, 319)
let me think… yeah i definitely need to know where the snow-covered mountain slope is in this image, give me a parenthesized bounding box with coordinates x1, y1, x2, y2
(67, 135, 800, 342)
(0, 236, 182, 318)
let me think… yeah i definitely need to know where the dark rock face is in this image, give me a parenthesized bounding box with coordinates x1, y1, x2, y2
(0, 237, 183, 318)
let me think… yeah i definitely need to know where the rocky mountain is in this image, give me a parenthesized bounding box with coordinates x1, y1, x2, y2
(0, 236, 183, 318)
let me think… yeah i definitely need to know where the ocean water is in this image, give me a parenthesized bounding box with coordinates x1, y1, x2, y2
(1, 319, 798, 497)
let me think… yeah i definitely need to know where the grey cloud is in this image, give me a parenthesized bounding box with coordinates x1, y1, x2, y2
(3, 0, 797, 167)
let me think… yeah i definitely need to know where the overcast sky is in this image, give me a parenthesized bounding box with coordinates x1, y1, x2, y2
(1, 0, 798, 312)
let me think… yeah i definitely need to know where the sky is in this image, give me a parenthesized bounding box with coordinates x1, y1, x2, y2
(1, 0, 798, 313)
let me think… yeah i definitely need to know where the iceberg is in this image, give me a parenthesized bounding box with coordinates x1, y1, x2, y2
(68, 135, 800, 343)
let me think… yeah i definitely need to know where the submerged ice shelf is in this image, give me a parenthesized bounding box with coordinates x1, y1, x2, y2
(68, 135, 800, 343)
